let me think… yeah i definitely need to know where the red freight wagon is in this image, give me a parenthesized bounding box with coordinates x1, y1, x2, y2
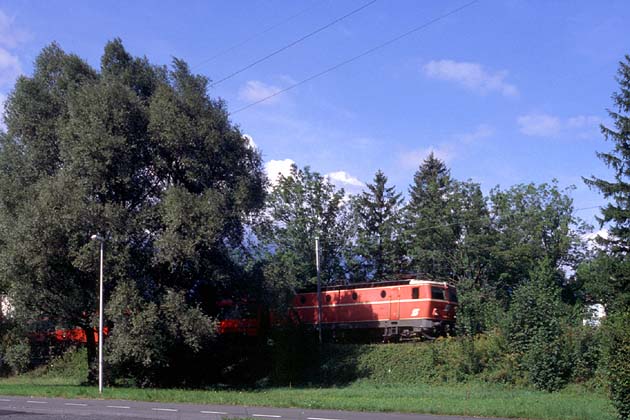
(216, 299, 262, 337)
(53, 327, 109, 343)
(291, 278, 457, 341)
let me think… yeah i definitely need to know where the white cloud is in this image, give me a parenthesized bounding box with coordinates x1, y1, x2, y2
(242, 134, 256, 149)
(457, 124, 494, 144)
(265, 158, 296, 186)
(326, 171, 365, 188)
(582, 228, 609, 251)
(238, 80, 283, 105)
(517, 113, 561, 136)
(583, 228, 608, 242)
(399, 145, 455, 169)
(0, 10, 28, 49)
(0, 92, 5, 131)
(0, 47, 20, 87)
(518, 113, 602, 138)
(423, 59, 518, 97)
(0, 10, 25, 89)
(567, 115, 602, 129)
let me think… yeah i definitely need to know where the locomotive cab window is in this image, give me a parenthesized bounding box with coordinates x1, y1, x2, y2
(412, 287, 419, 299)
(431, 286, 446, 300)
(449, 288, 458, 303)
(380, 290, 387, 298)
(352, 292, 358, 300)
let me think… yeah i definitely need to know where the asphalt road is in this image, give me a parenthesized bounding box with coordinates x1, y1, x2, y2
(0, 395, 509, 420)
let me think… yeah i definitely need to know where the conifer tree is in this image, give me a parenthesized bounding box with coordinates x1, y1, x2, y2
(583, 54, 630, 311)
(349, 170, 404, 280)
(404, 153, 459, 278)
(582, 56, 630, 419)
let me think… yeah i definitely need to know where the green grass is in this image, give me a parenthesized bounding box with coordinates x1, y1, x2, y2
(0, 379, 614, 420)
(0, 346, 615, 420)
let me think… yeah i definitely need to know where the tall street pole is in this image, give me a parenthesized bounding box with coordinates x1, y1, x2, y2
(91, 234, 104, 395)
(315, 236, 322, 345)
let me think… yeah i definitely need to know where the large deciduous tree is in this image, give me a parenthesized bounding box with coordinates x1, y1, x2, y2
(487, 181, 580, 304)
(258, 165, 350, 305)
(0, 39, 265, 383)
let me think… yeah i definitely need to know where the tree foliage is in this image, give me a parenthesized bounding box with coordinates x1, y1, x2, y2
(404, 153, 460, 277)
(257, 165, 349, 303)
(347, 170, 404, 280)
(105, 281, 215, 387)
(0, 39, 265, 382)
(602, 311, 630, 419)
(507, 260, 570, 391)
(488, 181, 580, 303)
(582, 55, 630, 314)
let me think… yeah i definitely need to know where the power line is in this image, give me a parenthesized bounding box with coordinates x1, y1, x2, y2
(210, 0, 378, 88)
(193, 3, 319, 70)
(230, 0, 479, 115)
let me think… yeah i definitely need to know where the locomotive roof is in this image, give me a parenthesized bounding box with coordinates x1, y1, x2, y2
(299, 278, 454, 293)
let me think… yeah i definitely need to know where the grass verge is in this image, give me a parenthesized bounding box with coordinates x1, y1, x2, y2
(0, 347, 614, 420)
(0, 380, 614, 420)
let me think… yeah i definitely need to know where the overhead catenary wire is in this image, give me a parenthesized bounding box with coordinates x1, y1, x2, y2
(229, 0, 479, 115)
(194, 2, 319, 70)
(210, 0, 378, 87)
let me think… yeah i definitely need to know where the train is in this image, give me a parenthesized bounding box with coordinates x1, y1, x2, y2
(31, 326, 108, 344)
(42, 278, 457, 344)
(218, 277, 458, 342)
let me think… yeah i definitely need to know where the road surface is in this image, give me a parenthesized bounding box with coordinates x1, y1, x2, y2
(0, 395, 509, 420)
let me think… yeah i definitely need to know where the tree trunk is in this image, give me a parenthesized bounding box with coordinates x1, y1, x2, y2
(83, 325, 97, 385)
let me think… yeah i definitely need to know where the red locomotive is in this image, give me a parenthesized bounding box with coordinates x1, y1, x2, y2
(291, 278, 457, 341)
(218, 277, 457, 342)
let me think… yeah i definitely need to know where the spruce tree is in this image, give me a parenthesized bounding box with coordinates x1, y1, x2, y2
(404, 153, 459, 278)
(582, 55, 630, 420)
(585, 55, 630, 254)
(350, 170, 404, 280)
(583, 55, 630, 312)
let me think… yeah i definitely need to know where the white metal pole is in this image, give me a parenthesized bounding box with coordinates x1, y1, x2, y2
(98, 240, 103, 395)
(315, 237, 322, 345)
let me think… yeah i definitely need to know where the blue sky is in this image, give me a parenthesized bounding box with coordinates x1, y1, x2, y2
(0, 0, 628, 227)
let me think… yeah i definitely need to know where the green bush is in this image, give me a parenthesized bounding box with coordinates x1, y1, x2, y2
(524, 336, 570, 392)
(304, 331, 514, 386)
(566, 324, 603, 384)
(105, 281, 216, 387)
(269, 326, 321, 385)
(456, 278, 504, 336)
(602, 311, 630, 420)
(3, 338, 31, 374)
(507, 260, 571, 391)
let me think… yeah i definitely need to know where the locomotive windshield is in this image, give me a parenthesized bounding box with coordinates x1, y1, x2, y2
(218, 303, 256, 320)
(448, 287, 458, 303)
(431, 286, 446, 300)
